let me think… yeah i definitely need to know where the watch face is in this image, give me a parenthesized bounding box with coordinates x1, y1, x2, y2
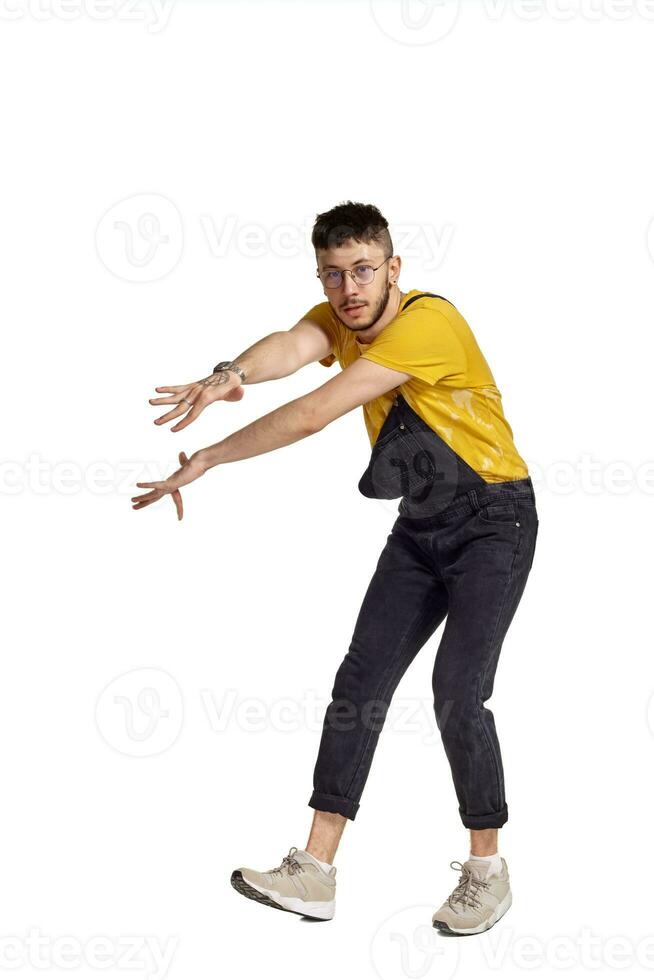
(213, 361, 245, 381)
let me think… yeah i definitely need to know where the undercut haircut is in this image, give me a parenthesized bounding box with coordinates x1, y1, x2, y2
(311, 201, 393, 257)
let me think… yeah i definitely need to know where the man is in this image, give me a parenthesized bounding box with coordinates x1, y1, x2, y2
(132, 201, 539, 934)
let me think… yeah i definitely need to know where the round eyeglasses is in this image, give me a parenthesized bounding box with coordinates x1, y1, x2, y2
(316, 256, 392, 289)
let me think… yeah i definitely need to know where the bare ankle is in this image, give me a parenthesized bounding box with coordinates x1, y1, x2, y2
(469, 829, 499, 856)
(305, 809, 347, 864)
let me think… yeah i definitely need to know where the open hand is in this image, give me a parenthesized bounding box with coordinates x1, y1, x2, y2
(131, 450, 207, 521)
(149, 371, 244, 432)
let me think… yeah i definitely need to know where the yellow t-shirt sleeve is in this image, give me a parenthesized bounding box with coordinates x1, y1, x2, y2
(301, 302, 339, 367)
(359, 305, 466, 385)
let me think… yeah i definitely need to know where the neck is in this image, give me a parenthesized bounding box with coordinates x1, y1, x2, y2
(355, 284, 407, 344)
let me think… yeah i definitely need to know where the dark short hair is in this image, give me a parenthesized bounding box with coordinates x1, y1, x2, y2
(311, 201, 393, 256)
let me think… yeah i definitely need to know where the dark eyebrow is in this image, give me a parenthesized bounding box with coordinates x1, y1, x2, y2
(322, 257, 374, 270)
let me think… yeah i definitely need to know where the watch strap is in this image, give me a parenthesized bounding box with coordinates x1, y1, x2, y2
(212, 360, 246, 383)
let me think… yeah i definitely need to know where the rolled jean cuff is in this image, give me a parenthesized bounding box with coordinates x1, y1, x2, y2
(460, 803, 508, 829)
(309, 791, 360, 821)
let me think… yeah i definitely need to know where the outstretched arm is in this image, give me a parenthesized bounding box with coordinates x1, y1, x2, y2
(149, 316, 336, 432)
(196, 356, 412, 470)
(132, 357, 412, 518)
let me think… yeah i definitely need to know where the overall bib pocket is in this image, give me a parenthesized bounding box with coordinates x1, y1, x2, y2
(358, 422, 436, 499)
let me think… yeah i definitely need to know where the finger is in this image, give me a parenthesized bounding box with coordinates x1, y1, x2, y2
(170, 406, 202, 432)
(179, 451, 190, 465)
(131, 489, 160, 503)
(135, 481, 165, 489)
(154, 403, 191, 426)
(132, 492, 159, 508)
(154, 384, 198, 393)
(172, 488, 183, 521)
(132, 498, 160, 510)
(150, 394, 189, 406)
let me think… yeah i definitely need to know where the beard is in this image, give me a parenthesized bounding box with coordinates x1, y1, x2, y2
(335, 280, 391, 333)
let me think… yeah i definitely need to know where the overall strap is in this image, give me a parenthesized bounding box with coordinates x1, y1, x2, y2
(401, 292, 454, 312)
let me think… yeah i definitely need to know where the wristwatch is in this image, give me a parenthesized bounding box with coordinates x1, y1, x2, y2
(212, 360, 247, 384)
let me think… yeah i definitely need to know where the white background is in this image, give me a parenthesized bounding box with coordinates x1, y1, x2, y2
(2, 1, 653, 978)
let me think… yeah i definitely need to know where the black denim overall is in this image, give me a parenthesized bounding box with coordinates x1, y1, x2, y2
(309, 294, 539, 828)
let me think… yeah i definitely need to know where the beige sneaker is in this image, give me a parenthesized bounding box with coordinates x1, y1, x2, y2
(230, 846, 336, 920)
(432, 858, 512, 935)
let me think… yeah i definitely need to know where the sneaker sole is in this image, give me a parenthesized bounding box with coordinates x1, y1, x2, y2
(230, 871, 334, 921)
(432, 890, 512, 935)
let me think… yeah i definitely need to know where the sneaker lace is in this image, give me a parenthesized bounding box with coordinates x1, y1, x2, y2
(446, 860, 491, 911)
(267, 846, 303, 878)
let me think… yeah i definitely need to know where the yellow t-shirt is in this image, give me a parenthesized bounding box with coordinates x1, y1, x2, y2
(301, 289, 528, 484)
